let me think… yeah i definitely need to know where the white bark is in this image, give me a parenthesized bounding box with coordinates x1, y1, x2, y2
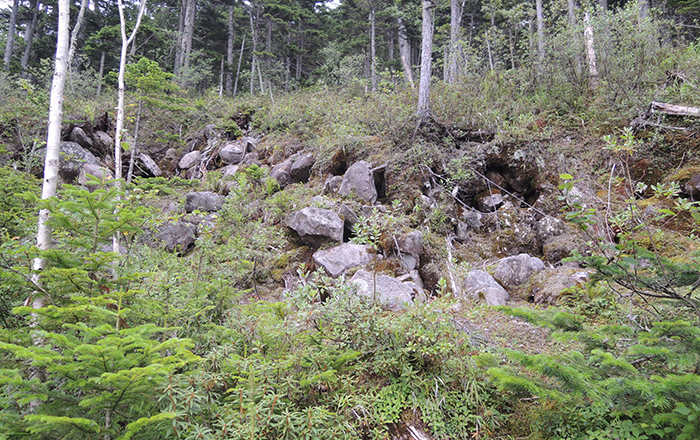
(179, 0, 196, 74)
(397, 16, 414, 87)
(638, 0, 649, 22)
(67, 0, 90, 68)
(32, 0, 71, 302)
(96, 51, 105, 96)
(417, 0, 434, 120)
(3, 0, 19, 70)
(447, 0, 464, 84)
(234, 34, 245, 97)
(226, 3, 235, 95)
(174, 0, 185, 76)
(584, 11, 598, 91)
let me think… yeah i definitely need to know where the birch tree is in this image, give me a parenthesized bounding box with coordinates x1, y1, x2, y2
(2, 0, 19, 70)
(31, 0, 71, 311)
(20, 0, 41, 78)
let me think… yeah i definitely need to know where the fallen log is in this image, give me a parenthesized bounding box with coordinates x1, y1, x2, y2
(650, 101, 700, 117)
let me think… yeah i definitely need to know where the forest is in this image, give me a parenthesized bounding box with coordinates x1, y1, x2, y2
(2, 0, 700, 438)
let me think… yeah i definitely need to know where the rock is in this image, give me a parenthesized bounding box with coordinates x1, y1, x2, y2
(138, 152, 162, 177)
(536, 216, 566, 243)
(241, 150, 260, 165)
(70, 126, 93, 151)
(685, 174, 700, 197)
(158, 148, 180, 176)
(339, 204, 359, 238)
(476, 189, 504, 212)
(313, 243, 376, 277)
(35, 142, 99, 182)
(241, 136, 257, 152)
(394, 230, 423, 271)
(270, 157, 294, 188)
(350, 269, 422, 311)
(219, 141, 247, 164)
(339, 161, 377, 203)
(78, 163, 113, 186)
(493, 253, 545, 287)
(542, 233, 580, 263)
(155, 221, 197, 254)
(178, 150, 201, 169)
(463, 270, 510, 306)
(529, 267, 592, 304)
(222, 164, 239, 176)
(185, 191, 224, 213)
(182, 212, 218, 234)
(290, 153, 315, 184)
(323, 175, 343, 194)
(93, 130, 113, 155)
(286, 207, 344, 247)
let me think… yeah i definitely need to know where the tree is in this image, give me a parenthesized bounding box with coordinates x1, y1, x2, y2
(20, 0, 41, 78)
(417, 0, 434, 120)
(3, 0, 20, 70)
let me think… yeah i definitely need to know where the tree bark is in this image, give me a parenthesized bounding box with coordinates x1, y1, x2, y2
(638, 0, 649, 22)
(370, 8, 376, 92)
(536, 0, 545, 64)
(397, 16, 414, 88)
(3, 0, 20, 70)
(417, 0, 434, 120)
(249, 5, 258, 94)
(447, 0, 464, 84)
(583, 11, 598, 91)
(20, 0, 41, 78)
(68, 0, 90, 68)
(126, 99, 143, 183)
(234, 34, 245, 97)
(174, 0, 185, 76)
(225, 3, 235, 96)
(31, 0, 71, 309)
(96, 51, 105, 96)
(179, 0, 196, 75)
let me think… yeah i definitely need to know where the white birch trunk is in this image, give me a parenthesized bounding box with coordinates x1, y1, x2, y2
(31, 0, 71, 304)
(417, 0, 434, 120)
(536, 0, 545, 63)
(67, 0, 90, 68)
(370, 8, 376, 92)
(226, 3, 235, 95)
(21, 0, 40, 78)
(397, 16, 414, 87)
(584, 11, 598, 91)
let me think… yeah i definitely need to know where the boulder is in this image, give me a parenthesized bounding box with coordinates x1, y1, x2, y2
(241, 136, 257, 152)
(685, 174, 700, 197)
(219, 141, 247, 164)
(493, 253, 545, 287)
(350, 269, 422, 311)
(286, 207, 344, 247)
(35, 142, 99, 182)
(476, 189, 504, 212)
(338, 161, 377, 203)
(394, 230, 423, 271)
(290, 153, 315, 184)
(313, 243, 376, 277)
(463, 270, 510, 306)
(78, 163, 113, 186)
(270, 157, 294, 188)
(529, 267, 592, 304)
(185, 191, 224, 213)
(93, 130, 113, 155)
(178, 150, 201, 169)
(158, 148, 180, 176)
(69, 126, 93, 151)
(182, 212, 218, 234)
(155, 221, 197, 254)
(323, 175, 343, 195)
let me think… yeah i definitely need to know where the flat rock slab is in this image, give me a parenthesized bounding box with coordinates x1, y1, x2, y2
(185, 191, 224, 213)
(463, 270, 510, 306)
(313, 243, 376, 277)
(350, 269, 422, 311)
(339, 161, 377, 203)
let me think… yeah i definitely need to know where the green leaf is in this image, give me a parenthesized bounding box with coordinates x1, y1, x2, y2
(117, 413, 176, 440)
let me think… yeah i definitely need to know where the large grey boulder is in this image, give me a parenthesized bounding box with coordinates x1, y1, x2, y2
(69, 126, 93, 151)
(78, 163, 113, 186)
(463, 270, 510, 306)
(350, 269, 422, 311)
(394, 230, 423, 271)
(35, 142, 99, 182)
(155, 221, 197, 254)
(290, 153, 315, 184)
(313, 243, 376, 277)
(178, 150, 201, 169)
(529, 267, 592, 305)
(93, 130, 113, 155)
(219, 141, 247, 164)
(338, 161, 377, 203)
(185, 191, 224, 213)
(286, 208, 343, 247)
(493, 253, 545, 287)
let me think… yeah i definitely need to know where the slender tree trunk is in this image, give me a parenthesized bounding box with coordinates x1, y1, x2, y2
(296, 23, 303, 81)
(567, 0, 576, 25)
(179, 0, 196, 75)
(21, 0, 40, 78)
(598, 0, 607, 11)
(174, 0, 185, 76)
(370, 8, 377, 92)
(638, 0, 649, 22)
(397, 16, 414, 87)
(31, 0, 70, 315)
(68, 0, 90, 68)
(234, 34, 245, 97)
(3, 0, 20, 70)
(249, 6, 258, 94)
(126, 99, 143, 183)
(265, 17, 272, 91)
(417, 0, 434, 120)
(96, 51, 105, 96)
(225, 3, 235, 96)
(447, 0, 463, 84)
(536, 0, 545, 64)
(509, 27, 515, 69)
(218, 56, 224, 97)
(485, 30, 494, 71)
(584, 11, 598, 91)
